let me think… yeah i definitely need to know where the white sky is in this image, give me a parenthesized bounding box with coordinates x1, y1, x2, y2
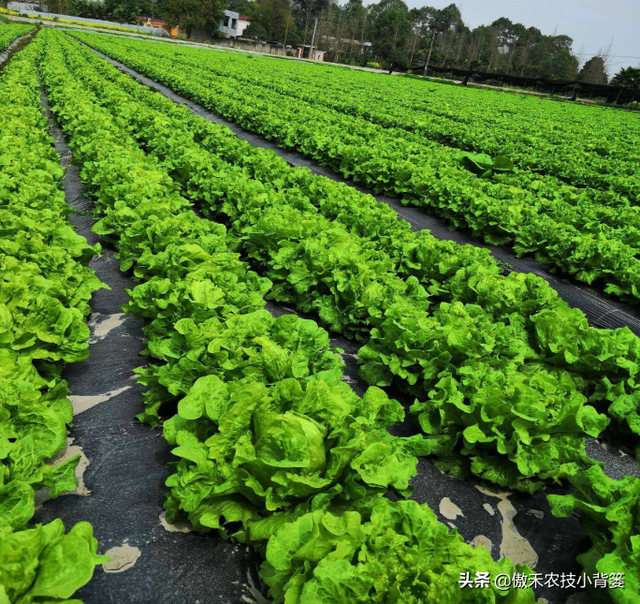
(393, 0, 640, 74)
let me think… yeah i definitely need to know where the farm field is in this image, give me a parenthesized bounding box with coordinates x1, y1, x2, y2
(0, 22, 33, 52)
(71, 30, 640, 306)
(2, 26, 640, 604)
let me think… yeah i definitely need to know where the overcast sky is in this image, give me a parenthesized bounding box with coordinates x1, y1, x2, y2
(400, 0, 640, 73)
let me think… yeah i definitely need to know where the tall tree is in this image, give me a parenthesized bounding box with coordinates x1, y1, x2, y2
(220, 0, 588, 82)
(343, 0, 367, 54)
(412, 3, 461, 73)
(162, 0, 225, 38)
(104, 0, 149, 22)
(246, 0, 292, 41)
(368, 0, 411, 64)
(68, 0, 106, 19)
(292, 0, 328, 47)
(46, 0, 69, 14)
(577, 56, 608, 85)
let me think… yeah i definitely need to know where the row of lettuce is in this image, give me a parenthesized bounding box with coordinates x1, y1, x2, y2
(291, 54, 640, 195)
(47, 28, 640, 602)
(32, 28, 551, 602)
(0, 22, 33, 53)
(189, 41, 640, 192)
(86, 33, 639, 199)
(0, 36, 106, 602)
(69, 32, 640, 308)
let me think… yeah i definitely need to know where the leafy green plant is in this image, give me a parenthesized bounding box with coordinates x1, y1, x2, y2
(0, 23, 33, 52)
(37, 29, 640, 602)
(458, 153, 515, 179)
(0, 485, 105, 604)
(0, 34, 105, 601)
(257, 498, 538, 603)
(38, 29, 423, 540)
(548, 466, 640, 604)
(164, 374, 420, 533)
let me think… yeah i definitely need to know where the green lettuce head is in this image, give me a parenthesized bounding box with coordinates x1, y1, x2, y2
(163, 375, 421, 536)
(260, 498, 539, 604)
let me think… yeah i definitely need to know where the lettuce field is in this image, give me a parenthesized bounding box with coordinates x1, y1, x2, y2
(1, 24, 639, 604)
(0, 23, 33, 52)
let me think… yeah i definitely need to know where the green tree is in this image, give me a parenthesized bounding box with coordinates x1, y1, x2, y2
(244, 20, 268, 40)
(529, 34, 578, 79)
(247, 0, 293, 42)
(577, 56, 608, 85)
(47, 0, 69, 14)
(227, 0, 254, 13)
(341, 0, 368, 58)
(387, 47, 410, 73)
(369, 0, 411, 64)
(610, 66, 640, 89)
(296, 0, 583, 83)
(59, 0, 157, 21)
(412, 3, 461, 74)
(484, 18, 529, 73)
(292, 0, 329, 47)
(103, 0, 145, 22)
(68, 0, 106, 18)
(162, 0, 225, 38)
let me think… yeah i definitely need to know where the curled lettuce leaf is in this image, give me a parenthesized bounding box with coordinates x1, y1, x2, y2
(0, 517, 106, 604)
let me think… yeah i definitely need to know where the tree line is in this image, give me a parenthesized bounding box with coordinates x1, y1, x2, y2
(36, 0, 640, 87)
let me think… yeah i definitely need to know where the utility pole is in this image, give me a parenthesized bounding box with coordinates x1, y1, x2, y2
(309, 17, 318, 59)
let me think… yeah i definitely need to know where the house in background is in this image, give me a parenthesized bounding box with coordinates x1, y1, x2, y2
(135, 16, 178, 38)
(237, 15, 249, 36)
(322, 36, 372, 56)
(295, 45, 326, 61)
(7, 1, 48, 11)
(219, 9, 250, 38)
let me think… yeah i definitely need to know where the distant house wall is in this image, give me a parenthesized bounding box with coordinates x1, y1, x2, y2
(294, 46, 326, 61)
(219, 9, 239, 38)
(236, 16, 249, 37)
(211, 37, 291, 56)
(8, 1, 47, 11)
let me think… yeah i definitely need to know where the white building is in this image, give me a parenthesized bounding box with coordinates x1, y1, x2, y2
(219, 9, 249, 38)
(295, 45, 326, 61)
(8, 1, 48, 11)
(237, 15, 249, 36)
